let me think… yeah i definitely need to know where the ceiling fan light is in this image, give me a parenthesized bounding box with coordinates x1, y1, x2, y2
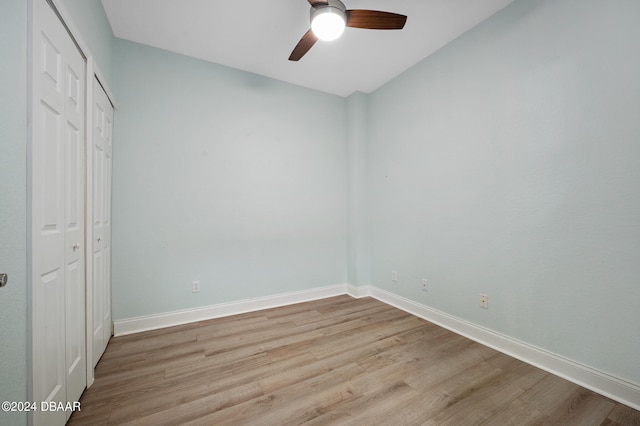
(311, 7, 346, 41)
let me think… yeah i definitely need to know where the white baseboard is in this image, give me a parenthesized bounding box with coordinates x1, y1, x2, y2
(367, 286, 640, 411)
(346, 284, 372, 298)
(112, 283, 639, 410)
(113, 284, 349, 336)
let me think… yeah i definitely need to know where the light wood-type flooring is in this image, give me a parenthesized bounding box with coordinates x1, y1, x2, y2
(69, 296, 640, 425)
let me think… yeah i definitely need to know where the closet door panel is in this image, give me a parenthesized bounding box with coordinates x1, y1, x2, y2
(64, 30, 87, 408)
(32, 1, 87, 423)
(92, 78, 113, 367)
(32, 1, 69, 424)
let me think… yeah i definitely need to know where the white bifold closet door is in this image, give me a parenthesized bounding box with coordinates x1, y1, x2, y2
(32, 0, 86, 424)
(92, 77, 113, 367)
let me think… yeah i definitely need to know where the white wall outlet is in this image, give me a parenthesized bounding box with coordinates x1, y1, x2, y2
(480, 293, 488, 309)
(192, 280, 200, 293)
(421, 279, 428, 291)
(391, 270, 398, 282)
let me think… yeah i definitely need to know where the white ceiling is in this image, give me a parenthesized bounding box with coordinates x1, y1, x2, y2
(101, 0, 513, 97)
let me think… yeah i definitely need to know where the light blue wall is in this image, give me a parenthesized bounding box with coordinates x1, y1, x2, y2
(0, 1, 28, 424)
(346, 92, 371, 287)
(368, 0, 640, 385)
(62, 0, 114, 88)
(112, 40, 348, 320)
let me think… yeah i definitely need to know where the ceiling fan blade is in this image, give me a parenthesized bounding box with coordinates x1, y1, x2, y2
(289, 29, 318, 61)
(308, 0, 328, 6)
(346, 10, 407, 30)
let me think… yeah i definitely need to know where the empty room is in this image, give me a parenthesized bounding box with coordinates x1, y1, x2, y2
(1, 0, 639, 424)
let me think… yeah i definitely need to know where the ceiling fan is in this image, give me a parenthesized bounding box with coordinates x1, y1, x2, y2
(289, 0, 407, 61)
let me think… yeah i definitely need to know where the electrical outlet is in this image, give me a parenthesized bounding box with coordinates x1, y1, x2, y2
(421, 279, 428, 291)
(480, 294, 488, 309)
(192, 280, 200, 293)
(391, 270, 398, 282)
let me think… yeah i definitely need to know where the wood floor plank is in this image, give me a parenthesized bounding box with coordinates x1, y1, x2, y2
(184, 362, 365, 425)
(258, 328, 418, 394)
(115, 382, 264, 425)
(545, 388, 617, 425)
(349, 388, 452, 425)
(480, 398, 547, 426)
(423, 361, 534, 426)
(322, 380, 418, 426)
(606, 404, 640, 425)
(517, 373, 580, 415)
(403, 341, 496, 391)
(68, 296, 640, 425)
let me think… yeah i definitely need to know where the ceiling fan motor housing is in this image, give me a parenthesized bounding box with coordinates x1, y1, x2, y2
(309, 0, 347, 22)
(310, 0, 347, 25)
(310, 0, 347, 41)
